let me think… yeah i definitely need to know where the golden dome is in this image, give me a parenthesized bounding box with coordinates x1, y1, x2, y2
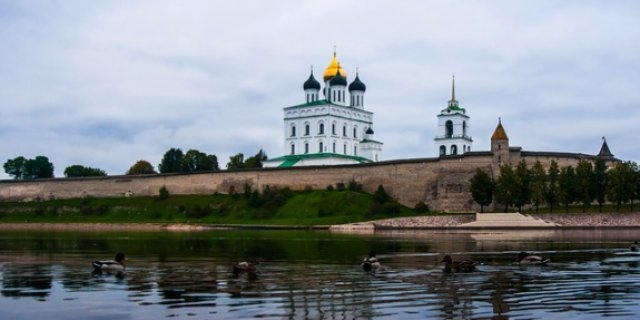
(323, 52, 346, 81)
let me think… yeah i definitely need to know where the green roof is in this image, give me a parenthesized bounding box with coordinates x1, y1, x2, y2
(267, 153, 372, 168)
(286, 99, 330, 109)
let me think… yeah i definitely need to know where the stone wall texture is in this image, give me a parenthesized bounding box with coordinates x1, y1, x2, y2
(0, 150, 614, 212)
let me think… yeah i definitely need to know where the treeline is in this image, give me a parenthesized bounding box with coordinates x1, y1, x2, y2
(470, 159, 638, 213)
(2, 148, 267, 179)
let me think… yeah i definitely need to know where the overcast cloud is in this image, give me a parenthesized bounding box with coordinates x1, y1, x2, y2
(1, 0, 639, 179)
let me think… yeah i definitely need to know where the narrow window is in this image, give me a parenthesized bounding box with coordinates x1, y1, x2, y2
(319, 123, 324, 134)
(305, 143, 309, 154)
(291, 144, 295, 155)
(291, 126, 296, 137)
(319, 142, 323, 153)
(305, 124, 310, 136)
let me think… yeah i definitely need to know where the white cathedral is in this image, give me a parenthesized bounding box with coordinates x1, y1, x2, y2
(264, 52, 473, 168)
(264, 52, 383, 168)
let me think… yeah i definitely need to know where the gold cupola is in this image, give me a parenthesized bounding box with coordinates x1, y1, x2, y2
(323, 51, 346, 81)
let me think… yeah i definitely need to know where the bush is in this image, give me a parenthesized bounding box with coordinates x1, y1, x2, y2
(326, 184, 334, 191)
(185, 204, 211, 219)
(373, 185, 390, 204)
(347, 179, 362, 192)
(414, 201, 430, 214)
(335, 182, 346, 191)
(158, 186, 170, 200)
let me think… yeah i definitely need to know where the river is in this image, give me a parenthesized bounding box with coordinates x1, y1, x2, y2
(0, 228, 639, 319)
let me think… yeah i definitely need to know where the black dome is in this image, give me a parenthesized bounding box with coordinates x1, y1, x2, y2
(329, 70, 347, 86)
(366, 127, 374, 134)
(348, 74, 366, 92)
(303, 73, 321, 90)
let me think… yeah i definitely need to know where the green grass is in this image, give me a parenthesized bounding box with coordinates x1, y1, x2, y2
(0, 189, 421, 226)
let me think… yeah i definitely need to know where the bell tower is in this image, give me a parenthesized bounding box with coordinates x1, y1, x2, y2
(434, 76, 473, 156)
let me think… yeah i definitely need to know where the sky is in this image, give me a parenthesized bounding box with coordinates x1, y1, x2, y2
(1, 0, 639, 179)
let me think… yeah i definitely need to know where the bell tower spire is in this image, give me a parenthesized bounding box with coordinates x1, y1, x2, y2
(448, 74, 459, 109)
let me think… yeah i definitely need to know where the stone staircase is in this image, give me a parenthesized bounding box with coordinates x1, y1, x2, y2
(459, 212, 558, 228)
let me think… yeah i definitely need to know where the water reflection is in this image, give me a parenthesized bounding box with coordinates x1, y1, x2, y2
(0, 229, 639, 319)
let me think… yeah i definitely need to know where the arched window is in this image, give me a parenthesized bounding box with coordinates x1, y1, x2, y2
(445, 120, 453, 138)
(462, 121, 467, 137)
(290, 125, 296, 137)
(343, 125, 347, 137)
(304, 124, 310, 136)
(319, 123, 324, 134)
(451, 145, 458, 155)
(304, 143, 309, 154)
(290, 144, 295, 155)
(332, 123, 336, 135)
(439, 146, 446, 156)
(343, 144, 347, 154)
(353, 127, 357, 138)
(319, 142, 323, 153)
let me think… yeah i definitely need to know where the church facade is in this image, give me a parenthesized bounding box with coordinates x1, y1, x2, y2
(263, 52, 383, 168)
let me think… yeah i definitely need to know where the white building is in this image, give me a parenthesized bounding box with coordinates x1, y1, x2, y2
(434, 76, 473, 156)
(264, 52, 383, 168)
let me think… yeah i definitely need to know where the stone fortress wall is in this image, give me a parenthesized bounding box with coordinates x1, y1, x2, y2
(0, 147, 608, 212)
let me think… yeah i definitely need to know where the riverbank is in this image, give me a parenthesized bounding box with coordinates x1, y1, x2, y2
(2, 212, 640, 231)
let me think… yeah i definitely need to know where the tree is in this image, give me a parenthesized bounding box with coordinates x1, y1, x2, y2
(226, 153, 245, 170)
(558, 166, 577, 213)
(244, 149, 268, 168)
(469, 168, 493, 213)
(530, 161, 547, 213)
(158, 148, 184, 173)
(513, 159, 532, 212)
(182, 149, 219, 172)
(3, 156, 54, 179)
(575, 160, 595, 212)
(593, 159, 607, 212)
(126, 160, 156, 175)
(3, 156, 27, 179)
(494, 164, 517, 212)
(607, 161, 636, 212)
(64, 165, 107, 177)
(546, 160, 560, 213)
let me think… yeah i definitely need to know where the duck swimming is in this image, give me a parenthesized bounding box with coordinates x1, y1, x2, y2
(518, 251, 550, 266)
(361, 251, 381, 273)
(232, 261, 258, 278)
(440, 255, 478, 273)
(92, 252, 126, 274)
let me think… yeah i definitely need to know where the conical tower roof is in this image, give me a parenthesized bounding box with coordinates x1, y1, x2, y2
(597, 137, 614, 159)
(491, 119, 508, 140)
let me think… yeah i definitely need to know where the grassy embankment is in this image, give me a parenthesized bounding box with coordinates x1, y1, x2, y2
(0, 188, 434, 226)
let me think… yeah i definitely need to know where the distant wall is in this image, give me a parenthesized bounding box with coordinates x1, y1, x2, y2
(0, 150, 615, 212)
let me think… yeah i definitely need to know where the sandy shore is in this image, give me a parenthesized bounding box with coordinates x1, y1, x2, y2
(2, 213, 640, 231)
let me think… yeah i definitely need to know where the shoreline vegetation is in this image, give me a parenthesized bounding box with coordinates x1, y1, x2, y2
(2, 189, 640, 231)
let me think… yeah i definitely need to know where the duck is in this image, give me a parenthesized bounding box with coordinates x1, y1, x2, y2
(361, 250, 381, 273)
(92, 252, 126, 274)
(232, 261, 258, 277)
(440, 255, 478, 273)
(630, 241, 639, 252)
(518, 251, 550, 266)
